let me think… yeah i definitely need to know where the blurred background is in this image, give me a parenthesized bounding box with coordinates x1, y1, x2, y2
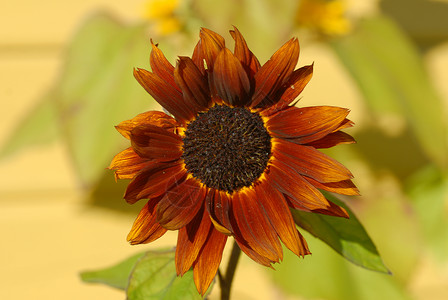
(1, 0, 447, 299)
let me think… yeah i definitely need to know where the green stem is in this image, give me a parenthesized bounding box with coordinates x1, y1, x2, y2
(220, 241, 241, 300)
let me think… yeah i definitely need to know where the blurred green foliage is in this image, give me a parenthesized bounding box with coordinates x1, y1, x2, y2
(2, 0, 448, 299)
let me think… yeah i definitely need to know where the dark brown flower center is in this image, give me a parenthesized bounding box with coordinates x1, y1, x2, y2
(182, 105, 271, 193)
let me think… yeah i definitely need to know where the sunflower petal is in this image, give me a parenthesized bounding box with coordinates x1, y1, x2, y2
(251, 38, 300, 108)
(256, 182, 311, 257)
(150, 40, 178, 90)
(205, 189, 233, 234)
(109, 147, 150, 180)
(213, 48, 251, 106)
(234, 237, 274, 267)
(306, 131, 355, 149)
(198, 28, 225, 70)
(174, 57, 211, 110)
(306, 177, 360, 196)
(115, 111, 178, 139)
(175, 207, 211, 276)
(133, 68, 193, 123)
(267, 106, 350, 144)
(231, 190, 283, 262)
(130, 124, 182, 161)
(157, 178, 206, 230)
(124, 160, 186, 204)
(193, 228, 227, 296)
(230, 26, 261, 76)
(270, 158, 332, 210)
(274, 138, 353, 182)
(263, 64, 314, 115)
(127, 199, 167, 245)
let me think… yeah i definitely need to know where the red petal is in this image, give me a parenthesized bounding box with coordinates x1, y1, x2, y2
(273, 138, 353, 182)
(312, 199, 350, 218)
(127, 199, 167, 244)
(115, 111, 178, 139)
(175, 207, 211, 276)
(305, 177, 360, 196)
(193, 228, 227, 296)
(213, 48, 251, 106)
(229, 26, 261, 77)
(306, 131, 355, 149)
(133, 68, 193, 123)
(267, 106, 350, 144)
(284, 194, 349, 218)
(157, 178, 206, 230)
(233, 237, 274, 267)
(230, 190, 283, 262)
(109, 147, 150, 180)
(263, 64, 314, 115)
(251, 38, 300, 108)
(255, 182, 311, 257)
(199, 28, 225, 69)
(150, 40, 178, 91)
(205, 189, 233, 234)
(336, 118, 355, 131)
(174, 57, 211, 110)
(269, 158, 332, 210)
(124, 160, 186, 204)
(192, 38, 206, 73)
(130, 124, 182, 161)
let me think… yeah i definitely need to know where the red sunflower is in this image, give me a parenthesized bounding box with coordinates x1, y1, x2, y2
(109, 27, 359, 295)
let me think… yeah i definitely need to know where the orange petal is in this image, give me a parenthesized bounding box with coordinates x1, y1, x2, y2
(198, 28, 226, 70)
(229, 26, 261, 77)
(284, 193, 349, 218)
(251, 38, 300, 108)
(175, 207, 211, 276)
(130, 124, 183, 161)
(255, 182, 311, 257)
(124, 160, 186, 204)
(267, 106, 350, 144)
(127, 199, 167, 245)
(108, 147, 150, 180)
(157, 178, 206, 230)
(305, 177, 360, 196)
(150, 40, 178, 91)
(205, 189, 233, 234)
(233, 237, 274, 267)
(230, 190, 283, 262)
(305, 131, 355, 149)
(133, 68, 193, 123)
(213, 48, 251, 106)
(311, 199, 350, 218)
(115, 111, 178, 139)
(192, 38, 206, 73)
(269, 158, 332, 210)
(274, 138, 353, 183)
(336, 118, 355, 131)
(263, 64, 314, 115)
(193, 228, 228, 296)
(174, 57, 211, 109)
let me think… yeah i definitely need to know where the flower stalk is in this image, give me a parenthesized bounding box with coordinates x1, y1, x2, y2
(219, 241, 242, 300)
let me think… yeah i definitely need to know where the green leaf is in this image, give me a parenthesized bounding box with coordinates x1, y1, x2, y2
(407, 166, 448, 260)
(80, 252, 146, 290)
(55, 13, 160, 187)
(271, 232, 413, 300)
(127, 250, 206, 300)
(292, 193, 390, 273)
(331, 16, 448, 167)
(0, 92, 59, 159)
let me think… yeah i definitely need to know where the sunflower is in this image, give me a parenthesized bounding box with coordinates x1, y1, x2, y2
(109, 27, 359, 295)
